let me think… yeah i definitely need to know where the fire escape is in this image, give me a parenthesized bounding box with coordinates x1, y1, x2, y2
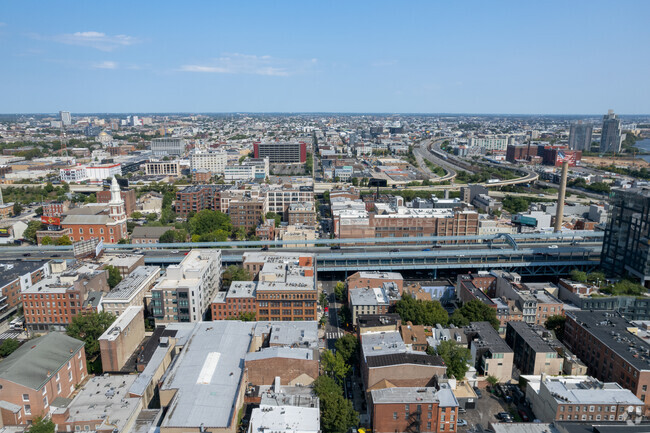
(406, 407, 422, 433)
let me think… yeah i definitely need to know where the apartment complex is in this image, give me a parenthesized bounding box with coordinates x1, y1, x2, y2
(174, 184, 227, 217)
(211, 281, 257, 320)
(101, 265, 160, 317)
(243, 252, 317, 321)
(254, 141, 307, 163)
(150, 137, 187, 156)
(348, 271, 404, 293)
(505, 321, 563, 375)
(151, 249, 222, 323)
(229, 196, 268, 230)
(0, 260, 50, 322)
(568, 121, 593, 151)
(601, 110, 622, 153)
(0, 333, 87, 425)
(371, 385, 459, 433)
(465, 321, 514, 382)
(98, 306, 145, 372)
(190, 150, 227, 174)
(564, 310, 650, 409)
(349, 283, 400, 324)
(601, 187, 650, 283)
(524, 375, 644, 423)
(143, 161, 181, 176)
(287, 202, 316, 226)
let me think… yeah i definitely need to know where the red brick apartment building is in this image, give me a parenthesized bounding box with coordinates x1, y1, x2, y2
(347, 271, 404, 293)
(0, 260, 50, 322)
(371, 386, 459, 433)
(564, 310, 650, 413)
(97, 188, 136, 216)
(0, 333, 87, 425)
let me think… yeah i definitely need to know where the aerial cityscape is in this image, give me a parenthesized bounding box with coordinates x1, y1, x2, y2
(1, 2, 650, 433)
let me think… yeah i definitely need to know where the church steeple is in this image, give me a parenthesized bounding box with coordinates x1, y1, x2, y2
(108, 176, 125, 221)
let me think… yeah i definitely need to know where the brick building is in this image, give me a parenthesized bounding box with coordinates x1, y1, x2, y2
(174, 185, 227, 217)
(0, 333, 87, 425)
(211, 281, 257, 320)
(564, 311, 650, 411)
(245, 347, 318, 386)
(243, 252, 317, 321)
(371, 385, 459, 433)
(131, 226, 175, 245)
(287, 202, 316, 226)
(505, 321, 563, 375)
(254, 141, 307, 163)
(229, 196, 268, 230)
(0, 260, 50, 322)
(347, 271, 404, 293)
(61, 176, 127, 244)
(97, 188, 136, 216)
(98, 306, 145, 373)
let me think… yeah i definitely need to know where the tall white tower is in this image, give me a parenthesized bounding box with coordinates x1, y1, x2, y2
(108, 176, 127, 240)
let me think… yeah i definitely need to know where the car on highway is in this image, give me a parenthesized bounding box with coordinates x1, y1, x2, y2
(547, 245, 558, 249)
(330, 245, 341, 250)
(171, 250, 179, 254)
(422, 248, 431, 251)
(22, 253, 31, 257)
(261, 246, 269, 251)
(390, 248, 400, 253)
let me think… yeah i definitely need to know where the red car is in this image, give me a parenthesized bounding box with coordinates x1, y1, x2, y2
(324, 306, 329, 313)
(518, 410, 529, 422)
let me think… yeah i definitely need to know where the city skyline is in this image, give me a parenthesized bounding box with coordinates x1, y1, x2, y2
(1, 1, 649, 114)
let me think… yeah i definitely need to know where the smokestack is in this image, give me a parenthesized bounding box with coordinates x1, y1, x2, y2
(554, 161, 569, 232)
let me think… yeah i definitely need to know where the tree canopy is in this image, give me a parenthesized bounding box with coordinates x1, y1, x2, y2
(450, 299, 499, 330)
(27, 416, 55, 433)
(105, 265, 122, 289)
(320, 349, 349, 384)
(334, 282, 346, 302)
(66, 311, 115, 358)
(394, 293, 449, 326)
(545, 315, 566, 341)
(189, 209, 232, 236)
(0, 338, 20, 357)
(221, 265, 252, 287)
(56, 235, 72, 246)
(265, 211, 282, 226)
(313, 376, 358, 433)
(23, 220, 43, 243)
(334, 334, 359, 366)
(159, 229, 188, 243)
(428, 340, 471, 380)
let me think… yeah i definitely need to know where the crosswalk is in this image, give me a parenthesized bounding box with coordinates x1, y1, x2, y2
(0, 330, 21, 341)
(326, 331, 344, 340)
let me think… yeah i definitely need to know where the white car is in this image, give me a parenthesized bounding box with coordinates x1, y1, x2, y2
(457, 420, 468, 427)
(547, 245, 558, 249)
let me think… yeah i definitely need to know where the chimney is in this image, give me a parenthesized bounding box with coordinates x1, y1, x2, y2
(554, 161, 569, 232)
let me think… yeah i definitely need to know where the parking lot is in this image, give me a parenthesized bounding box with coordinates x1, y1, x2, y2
(459, 392, 512, 432)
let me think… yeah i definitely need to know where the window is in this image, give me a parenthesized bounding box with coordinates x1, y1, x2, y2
(57, 383, 61, 394)
(393, 412, 397, 420)
(24, 405, 31, 415)
(22, 394, 29, 402)
(43, 396, 48, 408)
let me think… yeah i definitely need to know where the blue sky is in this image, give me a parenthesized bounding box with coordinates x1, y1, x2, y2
(1, 1, 649, 114)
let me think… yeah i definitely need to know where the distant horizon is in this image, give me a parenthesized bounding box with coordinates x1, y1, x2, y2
(2, 111, 650, 117)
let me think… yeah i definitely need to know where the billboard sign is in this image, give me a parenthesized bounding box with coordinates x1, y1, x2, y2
(41, 216, 61, 226)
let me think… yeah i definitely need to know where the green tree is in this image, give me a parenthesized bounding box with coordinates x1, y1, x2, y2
(319, 292, 329, 309)
(234, 226, 248, 240)
(131, 211, 143, 219)
(35, 206, 43, 216)
(146, 213, 158, 222)
(545, 315, 566, 341)
(222, 265, 252, 287)
(12, 202, 23, 216)
(190, 209, 232, 235)
(451, 300, 499, 330)
(334, 334, 359, 366)
(226, 311, 257, 321)
(0, 338, 20, 357)
(312, 376, 358, 433)
(199, 229, 229, 242)
(265, 212, 282, 226)
(159, 229, 188, 243)
(429, 340, 471, 380)
(56, 235, 72, 246)
(66, 311, 115, 358)
(586, 271, 606, 285)
(394, 293, 449, 326)
(40, 236, 53, 245)
(117, 238, 129, 244)
(23, 220, 43, 243)
(334, 282, 346, 302)
(321, 349, 350, 384)
(351, 177, 359, 186)
(105, 265, 122, 289)
(27, 416, 55, 433)
(570, 269, 587, 283)
(486, 375, 499, 388)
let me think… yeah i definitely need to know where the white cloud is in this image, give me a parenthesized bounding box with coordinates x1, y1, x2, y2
(48, 31, 139, 51)
(180, 53, 315, 77)
(92, 61, 118, 69)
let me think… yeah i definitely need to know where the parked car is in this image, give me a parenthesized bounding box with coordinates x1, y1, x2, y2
(473, 387, 482, 398)
(457, 420, 468, 427)
(458, 408, 467, 414)
(497, 412, 513, 422)
(518, 410, 529, 422)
